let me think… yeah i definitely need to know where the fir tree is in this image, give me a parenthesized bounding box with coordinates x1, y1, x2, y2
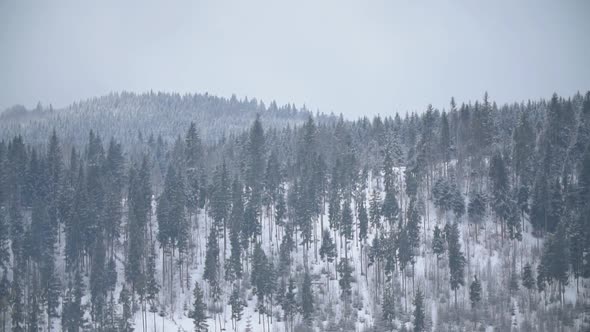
(358, 198, 369, 242)
(338, 258, 353, 300)
(469, 276, 482, 309)
(432, 225, 446, 291)
(282, 278, 297, 331)
(369, 189, 382, 230)
(381, 282, 396, 330)
(118, 286, 133, 332)
(229, 285, 244, 328)
(413, 288, 425, 332)
(522, 263, 535, 291)
(447, 222, 465, 308)
(301, 272, 314, 324)
(319, 230, 336, 264)
(203, 225, 221, 301)
(189, 281, 208, 332)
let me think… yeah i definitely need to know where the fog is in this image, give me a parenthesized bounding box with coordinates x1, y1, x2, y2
(1, 0, 589, 117)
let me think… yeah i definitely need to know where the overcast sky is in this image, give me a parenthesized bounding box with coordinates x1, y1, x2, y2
(1, 0, 589, 118)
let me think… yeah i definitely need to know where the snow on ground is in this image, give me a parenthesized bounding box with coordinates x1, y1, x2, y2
(125, 167, 583, 332)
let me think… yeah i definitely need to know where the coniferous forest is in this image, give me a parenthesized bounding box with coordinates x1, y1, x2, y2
(0, 91, 590, 331)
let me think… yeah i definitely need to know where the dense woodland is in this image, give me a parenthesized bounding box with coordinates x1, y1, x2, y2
(0, 91, 589, 331)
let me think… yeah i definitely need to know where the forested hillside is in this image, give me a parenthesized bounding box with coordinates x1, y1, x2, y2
(0, 91, 589, 331)
(0, 91, 319, 145)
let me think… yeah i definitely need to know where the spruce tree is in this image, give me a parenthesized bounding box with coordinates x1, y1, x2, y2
(203, 225, 221, 301)
(319, 230, 336, 264)
(341, 199, 354, 258)
(432, 225, 445, 291)
(338, 258, 353, 300)
(229, 285, 244, 328)
(118, 286, 133, 332)
(189, 281, 208, 332)
(358, 198, 369, 243)
(381, 282, 396, 330)
(522, 263, 535, 291)
(413, 287, 425, 332)
(469, 276, 482, 308)
(447, 222, 465, 308)
(301, 272, 314, 324)
(369, 189, 382, 230)
(282, 278, 297, 331)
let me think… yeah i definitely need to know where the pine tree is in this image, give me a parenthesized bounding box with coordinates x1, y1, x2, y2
(469, 276, 482, 308)
(229, 285, 244, 328)
(246, 115, 266, 211)
(146, 243, 160, 306)
(226, 179, 244, 281)
(512, 111, 535, 184)
(341, 199, 354, 258)
(319, 230, 336, 264)
(282, 278, 297, 331)
(358, 198, 369, 243)
(189, 281, 208, 332)
(413, 288, 425, 332)
(369, 189, 382, 230)
(522, 263, 535, 291)
(118, 286, 133, 332)
(432, 225, 445, 291)
(0, 205, 11, 272)
(203, 225, 221, 301)
(440, 111, 451, 167)
(381, 282, 396, 330)
(301, 272, 314, 324)
(251, 242, 269, 314)
(62, 268, 87, 332)
(467, 191, 486, 242)
(11, 272, 24, 332)
(447, 222, 465, 308)
(0, 273, 10, 332)
(539, 224, 569, 304)
(381, 189, 400, 227)
(338, 258, 353, 300)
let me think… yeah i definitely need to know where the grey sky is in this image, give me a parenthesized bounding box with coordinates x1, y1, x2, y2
(1, 0, 589, 118)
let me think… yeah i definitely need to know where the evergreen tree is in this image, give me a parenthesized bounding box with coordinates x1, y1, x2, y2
(251, 242, 269, 313)
(11, 273, 24, 332)
(539, 224, 569, 304)
(341, 199, 354, 257)
(369, 189, 382, 230)
(432, 225, 446, 291)
(358, 198, 369, 242)
(467, 191, 486, 242)
(146, 243, 160, 306)
(0, 211, 9, 273)
(189, 281, 208, 332)
(282, 278, 298, 331)
(62, 268, 86, 332)
(319, 230, 336, 264)
(229, 285, 244, 328)
(447, 222, 465, 308)
(246, 115, 266, 211)
(118, 286, 133, 332)
(338, 258, 353, 300)
(522, 263, 535, 291)
(381, 282, 396, 330)
(413, 288, 425, 332)
(301, 272, 314, 324)
(381, 189, 400, 226)
(0, 273, 10, 332)
(469, 276, 482, 308)
(203, 225, 221, 301)
(440, 111, 451, 167)
(512, 111, 535, 184)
